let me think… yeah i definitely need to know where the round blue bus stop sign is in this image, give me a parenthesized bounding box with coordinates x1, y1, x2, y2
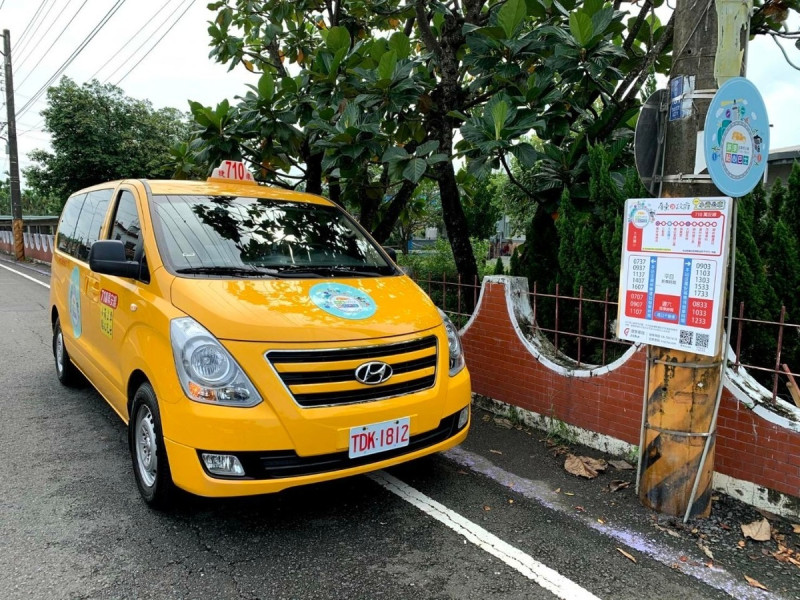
(704, 77, 769, 198)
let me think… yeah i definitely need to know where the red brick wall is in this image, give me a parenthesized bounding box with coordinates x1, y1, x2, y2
(462, 279, 800, 501)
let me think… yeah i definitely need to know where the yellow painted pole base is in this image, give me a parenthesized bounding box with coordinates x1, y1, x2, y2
(638, 346, 720, 519)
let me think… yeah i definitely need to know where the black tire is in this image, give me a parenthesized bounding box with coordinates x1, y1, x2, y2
(53, 317, 82, 387)
(129, 382, 176, 509)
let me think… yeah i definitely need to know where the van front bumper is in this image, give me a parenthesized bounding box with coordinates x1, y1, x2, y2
(164, 407, 470, 497)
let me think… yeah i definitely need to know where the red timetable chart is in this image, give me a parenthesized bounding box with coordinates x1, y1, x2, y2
(616, 197, 732, 357)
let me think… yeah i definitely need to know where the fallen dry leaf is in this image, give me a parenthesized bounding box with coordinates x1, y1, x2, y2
(597, 518, 606, 524)
(489, 449, 503, 455)
(698, 543, 714, 560)
(741, 518, 771, 542)
(508, 499, 514, 504)
(609, 459, 634, 470)
(737, 540, 746, 548)
(564, 492, 575, 496)
(494, 417, 513, 429)
(744, 575, 768, 590)
(482, 414, 491, 422)
(564, 454, 607, 479)
(654, 524, 681, 539)
(616, 548, 637, 563)
(679, 556, 688, 563)
(483, 505, 491, 511)
(554, 488, 561, 494)
(575, 506, 586, 512)
(607, 480, 631, 492)
(793, 523, 800, 534)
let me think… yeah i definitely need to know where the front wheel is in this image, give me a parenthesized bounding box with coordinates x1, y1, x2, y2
(129, 382, 176, 509)
(53, 317, 81, 387)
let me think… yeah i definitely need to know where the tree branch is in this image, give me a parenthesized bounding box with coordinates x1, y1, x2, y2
(415, 1, 444, 58)
(612, 13, 674, 106)
(622, 0, 652, 54)
(501, 154, 536, 198)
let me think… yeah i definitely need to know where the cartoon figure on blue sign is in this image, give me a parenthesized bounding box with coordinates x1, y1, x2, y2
(68, 266, 82, 338)
(309, 283, 377, 320)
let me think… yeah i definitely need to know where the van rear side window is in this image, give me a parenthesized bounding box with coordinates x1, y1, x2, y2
(72, 189, 113, 262)
(110, 191, 142, 261)
(56, 194, 87, 256)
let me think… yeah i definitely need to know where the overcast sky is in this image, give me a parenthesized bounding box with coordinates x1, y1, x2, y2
(0, 1, 797, 183)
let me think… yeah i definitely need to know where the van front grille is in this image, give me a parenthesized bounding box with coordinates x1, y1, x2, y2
(266, 336, 438, 408)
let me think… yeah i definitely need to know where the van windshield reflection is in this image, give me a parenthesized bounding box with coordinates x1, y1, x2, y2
(150, 195, 396, 278)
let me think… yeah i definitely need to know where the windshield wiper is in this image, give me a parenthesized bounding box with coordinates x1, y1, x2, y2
(175, 266, 278, 278)
(272, 265, 385, 278)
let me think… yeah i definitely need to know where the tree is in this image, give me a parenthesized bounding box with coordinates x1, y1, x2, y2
(187, 0, 679, 306)
(25, 78, 191, 203)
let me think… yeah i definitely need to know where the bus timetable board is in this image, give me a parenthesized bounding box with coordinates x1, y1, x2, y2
(616, 197, 732, 357)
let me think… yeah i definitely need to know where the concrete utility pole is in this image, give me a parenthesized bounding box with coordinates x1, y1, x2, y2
(3, 29, 24, 261)
(638, 0, 751, 519)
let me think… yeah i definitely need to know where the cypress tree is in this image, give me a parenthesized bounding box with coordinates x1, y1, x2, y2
(493, 257, 505, 275)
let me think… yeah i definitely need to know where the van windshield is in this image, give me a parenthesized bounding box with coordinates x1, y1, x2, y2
(150, 195, 397, 278)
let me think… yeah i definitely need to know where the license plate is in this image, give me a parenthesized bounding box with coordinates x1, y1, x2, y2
(349, 417, 410, 459)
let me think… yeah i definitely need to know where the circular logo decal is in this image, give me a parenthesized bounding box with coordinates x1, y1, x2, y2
(704, 77, 769, 197)
(309, 283, 377, 320)
(68, 266, 82, 339)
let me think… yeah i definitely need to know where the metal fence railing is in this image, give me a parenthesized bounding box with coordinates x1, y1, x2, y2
(413, 274, 800, 405)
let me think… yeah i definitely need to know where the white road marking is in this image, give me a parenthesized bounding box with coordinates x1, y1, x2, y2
(0, 262, 50, 289)
(369, 471, 601, 600)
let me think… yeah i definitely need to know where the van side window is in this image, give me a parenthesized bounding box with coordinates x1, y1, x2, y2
(110, 191, 142, 262)
(73, 189, 113, 262)
(56, 194, 87, 256)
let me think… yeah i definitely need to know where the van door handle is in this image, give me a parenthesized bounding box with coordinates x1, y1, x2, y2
(87, 277, 101, 301)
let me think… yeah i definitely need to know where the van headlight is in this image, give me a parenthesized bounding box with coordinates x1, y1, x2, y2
(170, 317, 262, 407)
(438, 309, 466, 376)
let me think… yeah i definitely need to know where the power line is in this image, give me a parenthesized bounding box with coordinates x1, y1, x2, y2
(112, 0, 195, 87)
(14, 0, 49, 51)
(16, 0, 127, 120)
(90, 0, 182, 81)
(14, 0, 57, 64)
(16, 0, 90, 91)
(16, 0, 77, 71)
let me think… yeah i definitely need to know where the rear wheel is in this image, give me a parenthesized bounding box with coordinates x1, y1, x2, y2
(129, 382, 176, 509)
(53, 317, 81, 387)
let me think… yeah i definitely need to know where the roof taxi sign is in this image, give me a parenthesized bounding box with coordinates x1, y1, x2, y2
(704, 77, 769, 198)
(209, 160, 256, 183)
(617, 197, 732, 357)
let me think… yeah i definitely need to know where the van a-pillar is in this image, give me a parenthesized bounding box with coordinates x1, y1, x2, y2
(637, 0, 751, 519)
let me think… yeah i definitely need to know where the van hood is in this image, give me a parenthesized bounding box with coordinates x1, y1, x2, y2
(169, 275, 441, 343)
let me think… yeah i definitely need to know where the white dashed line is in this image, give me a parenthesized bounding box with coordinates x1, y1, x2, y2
(0, 262, 51, 289)
(369, 471, 601, 600)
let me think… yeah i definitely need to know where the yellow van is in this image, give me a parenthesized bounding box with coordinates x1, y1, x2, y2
(49, 162, 470, 508)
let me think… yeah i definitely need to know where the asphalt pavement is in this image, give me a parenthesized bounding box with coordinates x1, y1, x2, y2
(1, 257, 798, 600)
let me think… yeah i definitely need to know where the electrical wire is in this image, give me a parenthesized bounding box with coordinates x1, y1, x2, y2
(90, 0, 182, 81)
(14, 0, 57, 64)
(15, 0, 90, 91)
(14, 0, 49, 51)
(111, 0, 195, 87)
(16, 0, 127, 120)
(16, 0, 77, 71)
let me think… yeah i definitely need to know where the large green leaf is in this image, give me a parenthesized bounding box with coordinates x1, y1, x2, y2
(378, 50, 398, 81)
(415, 140, 440, 156)
(325, 26, 351, 53)
(388, 32, 411, 59)
(382, 146, 409, 163)
(403, 158, 427, 183)
(509, 142, 538, 167)
(258, 73, 275, 100)
(569, 11, 594, 47)
(497, 0, 527, 39)
(491, 100, 509, 140)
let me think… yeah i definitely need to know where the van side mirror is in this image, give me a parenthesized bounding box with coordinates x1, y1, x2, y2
(89, 240, 141, 279)
(383, 246, 398, 262)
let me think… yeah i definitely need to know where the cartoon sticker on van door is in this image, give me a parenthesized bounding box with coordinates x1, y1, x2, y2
(68, 266, 82, 338)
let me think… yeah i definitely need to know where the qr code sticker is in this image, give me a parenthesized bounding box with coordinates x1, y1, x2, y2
(696, 333, 709, 349)
(679, 330, 693, 345)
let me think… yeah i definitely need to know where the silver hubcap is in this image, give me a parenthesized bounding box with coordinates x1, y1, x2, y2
(55, 331, 64, 375)
(135, 405, 157, 488)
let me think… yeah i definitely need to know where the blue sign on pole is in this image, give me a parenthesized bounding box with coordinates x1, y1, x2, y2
(704, 77, 769, 198)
